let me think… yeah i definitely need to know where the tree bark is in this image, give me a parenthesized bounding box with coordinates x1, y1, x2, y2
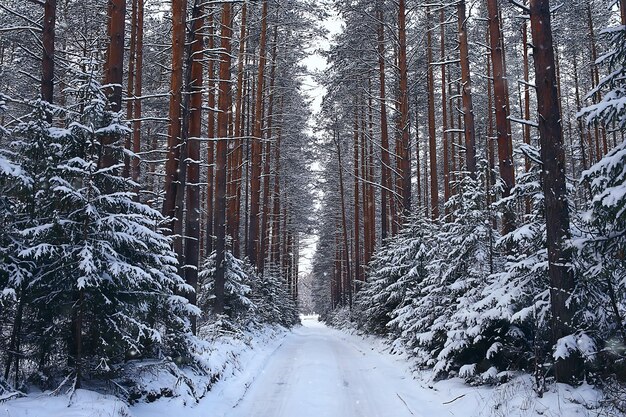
(457, 0, 477, 175)
(214, 2, 233, 315)
(487, 0, 515, 234)
(397, 0, 411, 218)
(162, 0, 186, 222)
(353, 103, 361, 284)
(426, 7, 439, 219)
(270, 117, 282, 266)
(184, 0, 204, 334)
(367, 76, 377, 257)
(124, 0, 137, 178)
(529, 0, 579, 383)
(206, 12, 216, 256)
(377, 0, 392, 239)
(248, 0, 269, 267)
(228, 1, 248, 254)
(522, 20, 531, 213)
(335, 129, 352, 308)
(100, 0, 126, 170)
(586, 4, 608, 157)
(131, 0, 143, 183)
(440, 8, 450, 215)
(259, 25, 279, 272)
(573, 57, 588, 173)
(41, 0, 56, 112)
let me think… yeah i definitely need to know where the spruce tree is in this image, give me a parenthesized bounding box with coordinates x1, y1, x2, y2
(12, 65, 197, 385)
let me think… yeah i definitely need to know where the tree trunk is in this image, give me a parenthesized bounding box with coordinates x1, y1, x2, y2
(270, 118, 283, 266)
(228, 1, 248, 254)
(353, 104, 361, 284)
(162, 0, 186, 222)
(426, 7, 439, 219)
(100, 0, 126, 170)
(440, 8, 450, 215)
(522, 20, 532, 213)
(335, 130, 352, 308)
(397, 0, 411, 218)
(573, 57, 588, 173)
(377, 0, 391, 239)
(367, 77, 376, 256)
(248, 0, 269, 267)
(587, 4, 609, 158)
(361, 102, 372, 269)
(214, 2, 233, 315)
(487, 0, 515, 234)
(415, 101, 422, 207)
(132, 0, 143, 184)
(206, 12, 216, 256)
(124, 0, 137, 178)
(457, 0, 477, 175)
(183, 0, 204, 334)
(41, 0, 56, 113)
(529, 0, 579, 384)
(4, 287, 24, 383)
(259, 25, 279, 272)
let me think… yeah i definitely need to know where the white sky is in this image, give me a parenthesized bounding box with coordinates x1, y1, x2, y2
(298, 9, 343, 275)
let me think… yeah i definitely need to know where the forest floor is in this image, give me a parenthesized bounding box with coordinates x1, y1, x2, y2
(1, 316, 611, 417)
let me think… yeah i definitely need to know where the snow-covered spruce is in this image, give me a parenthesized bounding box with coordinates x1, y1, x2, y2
(578, 24, 626, 129)
(198, 252, 299, 331)
(3, 68, 198, 388)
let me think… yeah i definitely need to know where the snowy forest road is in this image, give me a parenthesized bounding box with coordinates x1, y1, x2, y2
(229, 317, 443, 417)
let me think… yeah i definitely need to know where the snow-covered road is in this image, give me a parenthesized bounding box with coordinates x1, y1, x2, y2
(228, 317, 439, 417)
(4, 316, 603, 417)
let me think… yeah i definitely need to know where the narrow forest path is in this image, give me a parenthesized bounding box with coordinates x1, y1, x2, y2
(226, 317, 454, 417)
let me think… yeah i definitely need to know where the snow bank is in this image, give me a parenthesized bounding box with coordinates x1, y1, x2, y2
(1, 324, 289, 417)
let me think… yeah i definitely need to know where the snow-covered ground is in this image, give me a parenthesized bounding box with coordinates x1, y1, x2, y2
(1, 316, 610, 417)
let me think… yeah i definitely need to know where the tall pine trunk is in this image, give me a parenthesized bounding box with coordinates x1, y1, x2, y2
(457, 0, 476, 175)
(377, 0, 392, 239)
(397, 0, 411, 218)
(353, 104, 361, 284)
(228, 1, 248, 255)
(529, 0, 580, 384)
(426, 7, 439, 219)
(213, 2, 233, 315)
(440, 8, 450, 214)
(132, 0, 143, 183)
(42, 0, 56, 111)
(101, 0, 125, 169)
(487, 0, 515, 233)
(184, 0, 204, 334)
(248, 0, 269, 267)
(206, 13, 216, 256)
(163, 0, 186, 224)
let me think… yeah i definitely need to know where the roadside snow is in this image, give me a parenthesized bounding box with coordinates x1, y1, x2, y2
(1, 317, 611, 417)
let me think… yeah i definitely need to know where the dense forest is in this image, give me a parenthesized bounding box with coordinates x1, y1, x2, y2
(310, 0, 626, 391)
(0, 0, 313, 393)
(0, 0, 625, 405)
